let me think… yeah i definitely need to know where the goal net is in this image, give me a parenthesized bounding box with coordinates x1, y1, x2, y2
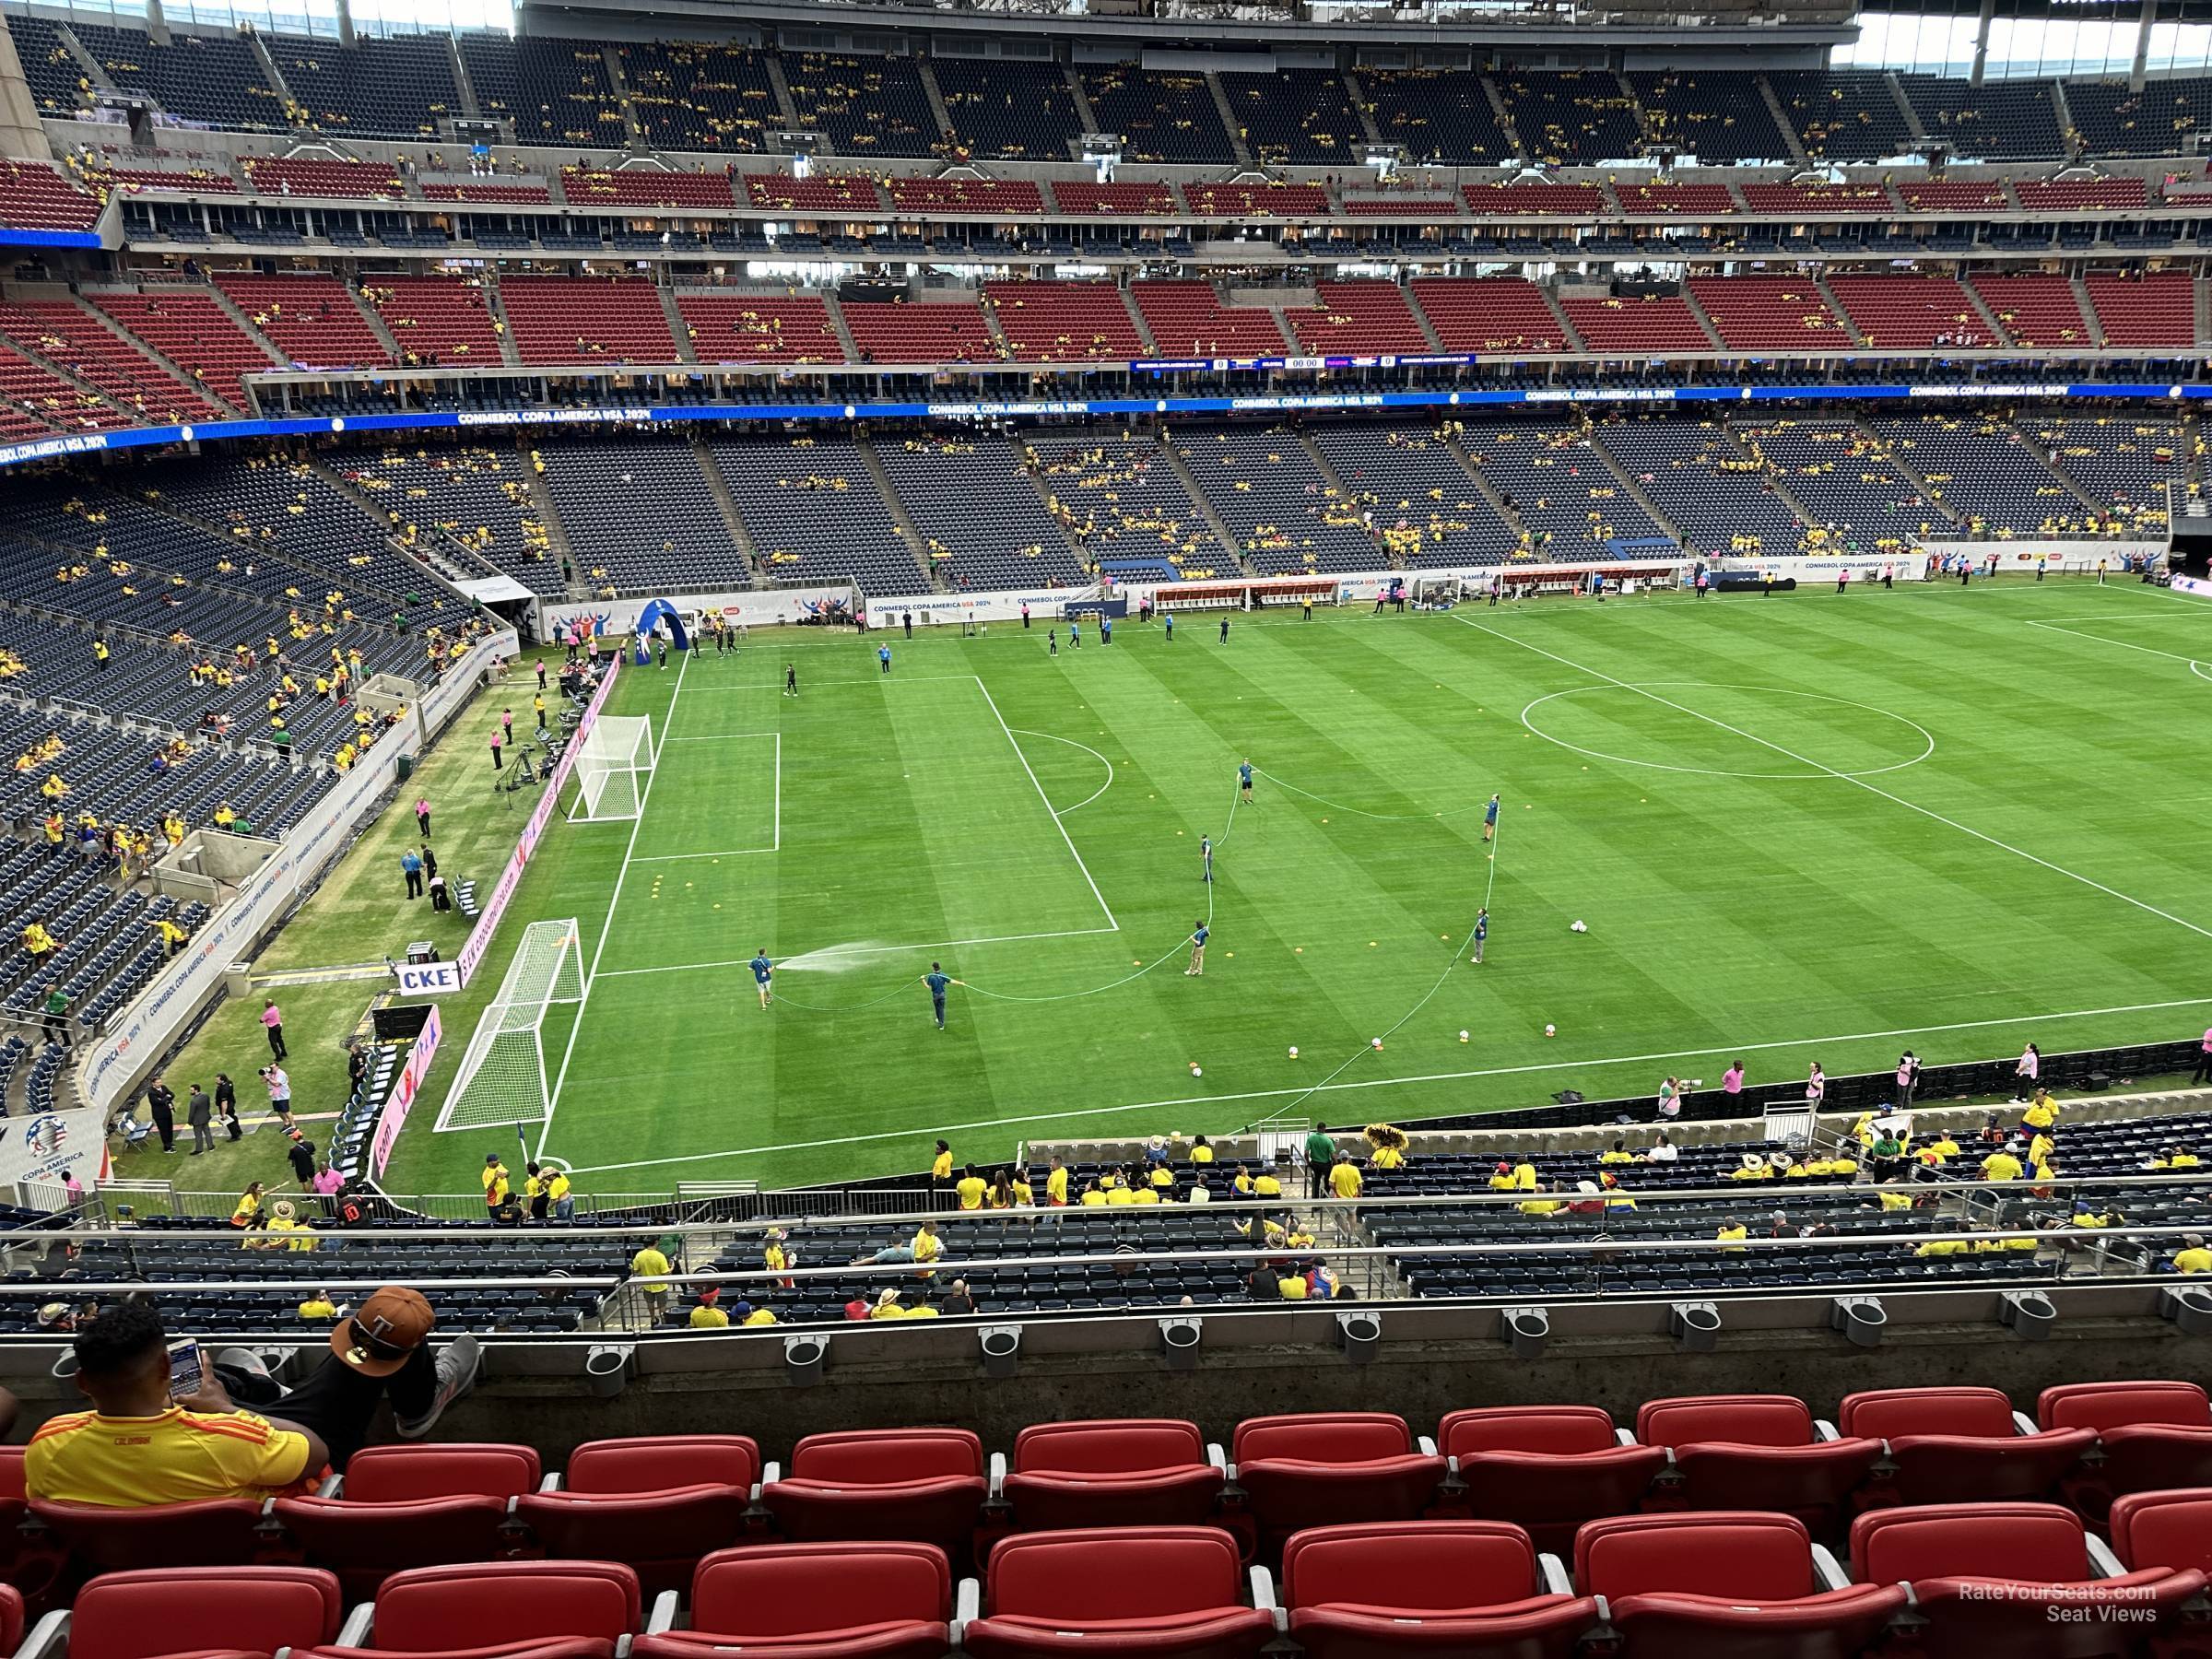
(433, 918, 586, 1133)
(568, 715, 653, 823)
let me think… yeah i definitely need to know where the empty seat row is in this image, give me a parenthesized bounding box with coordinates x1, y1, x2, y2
(25, 1495, 2212, 1659)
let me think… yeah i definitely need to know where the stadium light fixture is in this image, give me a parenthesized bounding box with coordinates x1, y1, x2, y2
(1500, 1305, 1549, 1360)
(979, 1324, 1023, 1379)
(1669, 1300, 1722, 1352)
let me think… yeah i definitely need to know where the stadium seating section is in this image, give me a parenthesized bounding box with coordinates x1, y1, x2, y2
(6, 1403, 2212, 1659)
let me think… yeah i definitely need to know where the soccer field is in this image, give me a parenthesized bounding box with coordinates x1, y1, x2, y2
(360, 578, 2212, 1195)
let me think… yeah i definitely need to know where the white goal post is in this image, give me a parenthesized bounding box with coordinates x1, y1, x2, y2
(433, 918, 587, 1133)
(567, 714, 654, 823)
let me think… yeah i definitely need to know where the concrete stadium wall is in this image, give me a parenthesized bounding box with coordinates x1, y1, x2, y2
(7, 1287, 2201, 1463)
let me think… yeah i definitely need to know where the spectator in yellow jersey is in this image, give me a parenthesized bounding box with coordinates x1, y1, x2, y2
(1189, 1135, 1215, 1165)
(631, 1236, 675, 1324)
(1520, 1185, 1566, 1217)
(298, 1292, 340, 1323)
(1105, 1182, 1135, 1206)
(762, 1230, 794, 1288)
(689, 1288, 730, 1328)
(1512, 1159, 1538, 1192)
(1045, 1156, 1069, 1206)
(911, 1221, 942, 1268)
(1253, 1169, 1282, 1199)
(481, 1156, 510, 1214)
(1981, 1147, 2025, 1182)
(1078, 1181, 1106, 1206)
(929, 1140, 953, 1194)
(2022, 1090, 2060, 1134)
(2153, 1145, 2203, 1171)
(1715, 1219, 1748, 1252)
(954, 1165, 987, 1210)
(1915, 1237, 1971, 1257)
(1600, 1140, 1636, 1166)
(737, 1301, 778, 1326)
(29, 1290, 476, 1494)
(1231, 1166, 1254, 1195)
(1363, 1123, 1409, 1170)
(1328, 1154, 1363, 1200)
(2173, 1234, 2212, 1274)
(1131, 1183, 1160, 1206)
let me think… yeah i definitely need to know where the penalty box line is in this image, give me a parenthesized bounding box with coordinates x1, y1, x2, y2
(594, 925, 1122, 979)
(556, 991, 2212, 1177)
(1453, 614, 2212, 947)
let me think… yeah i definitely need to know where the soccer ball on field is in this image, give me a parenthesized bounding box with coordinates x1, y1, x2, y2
(1459, 1030, 1470, 1043)
(1544, 1023, 1557, 1038)
(1371, 1038, 1383, 1050)
(1288, 1046, 1299, 1059)
(1571, 920, 1588, 933)
(1190, 1063, 1203, 1077)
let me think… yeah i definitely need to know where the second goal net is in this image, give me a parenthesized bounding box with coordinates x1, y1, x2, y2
(568, 714, 654, 823)
(433, 918, 587, 1134)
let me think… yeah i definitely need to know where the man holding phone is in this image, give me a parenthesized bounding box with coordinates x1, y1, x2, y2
(26, 1289, 478, 1501)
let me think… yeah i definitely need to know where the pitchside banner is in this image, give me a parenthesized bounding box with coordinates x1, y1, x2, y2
(0, 1108, 111, 1204)
(78, 632, 514, 1118)
(454, 654, 622, 987)
(369, 1006, 443, 1182)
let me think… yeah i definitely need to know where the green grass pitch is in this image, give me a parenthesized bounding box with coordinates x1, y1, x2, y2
(124, 579, 2212, 1202)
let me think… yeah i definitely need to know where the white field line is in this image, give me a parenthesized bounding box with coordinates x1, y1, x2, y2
(973, 676, 1118, 930)
(558, 992, 2212, 1176)
(2024, 618, 2212, 674)
(1454, 615, 2212, 945)
(594, 925, 1122, 979)
(535, 650, 688, 1158)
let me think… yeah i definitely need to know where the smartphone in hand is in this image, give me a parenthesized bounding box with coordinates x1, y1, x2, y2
(166, 1338, 204, 1400)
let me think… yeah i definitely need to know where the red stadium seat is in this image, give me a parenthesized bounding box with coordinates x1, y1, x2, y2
(2108, 1488, 2212, 1575)
(314, 1559, 641, 1659)
(761, 1430, 988, 1561)
(1280, 1520, 1597, 1659)
(1849, 1501, 2206, 1659)
(1439, 1406, 1669, 1552)
(1635, 1395, 1881, 1533)
(2037, 1382, 2212, 1519)
(1839, 1387, 2093, 1507)
(1574, 1512, 1907, 1659)
(1002, 1420, 1226, 1533)
(516, 1437, 759, 1595)
(1230, 1414, 1447, 1555)
(29, 1499, 269, 1572)
(0, 1444, 62, 1600)
(276, 1444, 542, 1599)
(36, 1567, 339, 1659)
(962, 1526, 1277, 1659)
(631, 1542, 953, 1659)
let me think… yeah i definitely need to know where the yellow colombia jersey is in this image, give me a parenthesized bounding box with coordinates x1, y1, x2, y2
(27, 1406, 314, 1505)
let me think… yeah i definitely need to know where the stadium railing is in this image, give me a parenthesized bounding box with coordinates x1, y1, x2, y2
(18, 1173, 2212, 1337)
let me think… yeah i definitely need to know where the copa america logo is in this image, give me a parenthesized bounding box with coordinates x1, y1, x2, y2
(24, 1116, 68, 1158)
